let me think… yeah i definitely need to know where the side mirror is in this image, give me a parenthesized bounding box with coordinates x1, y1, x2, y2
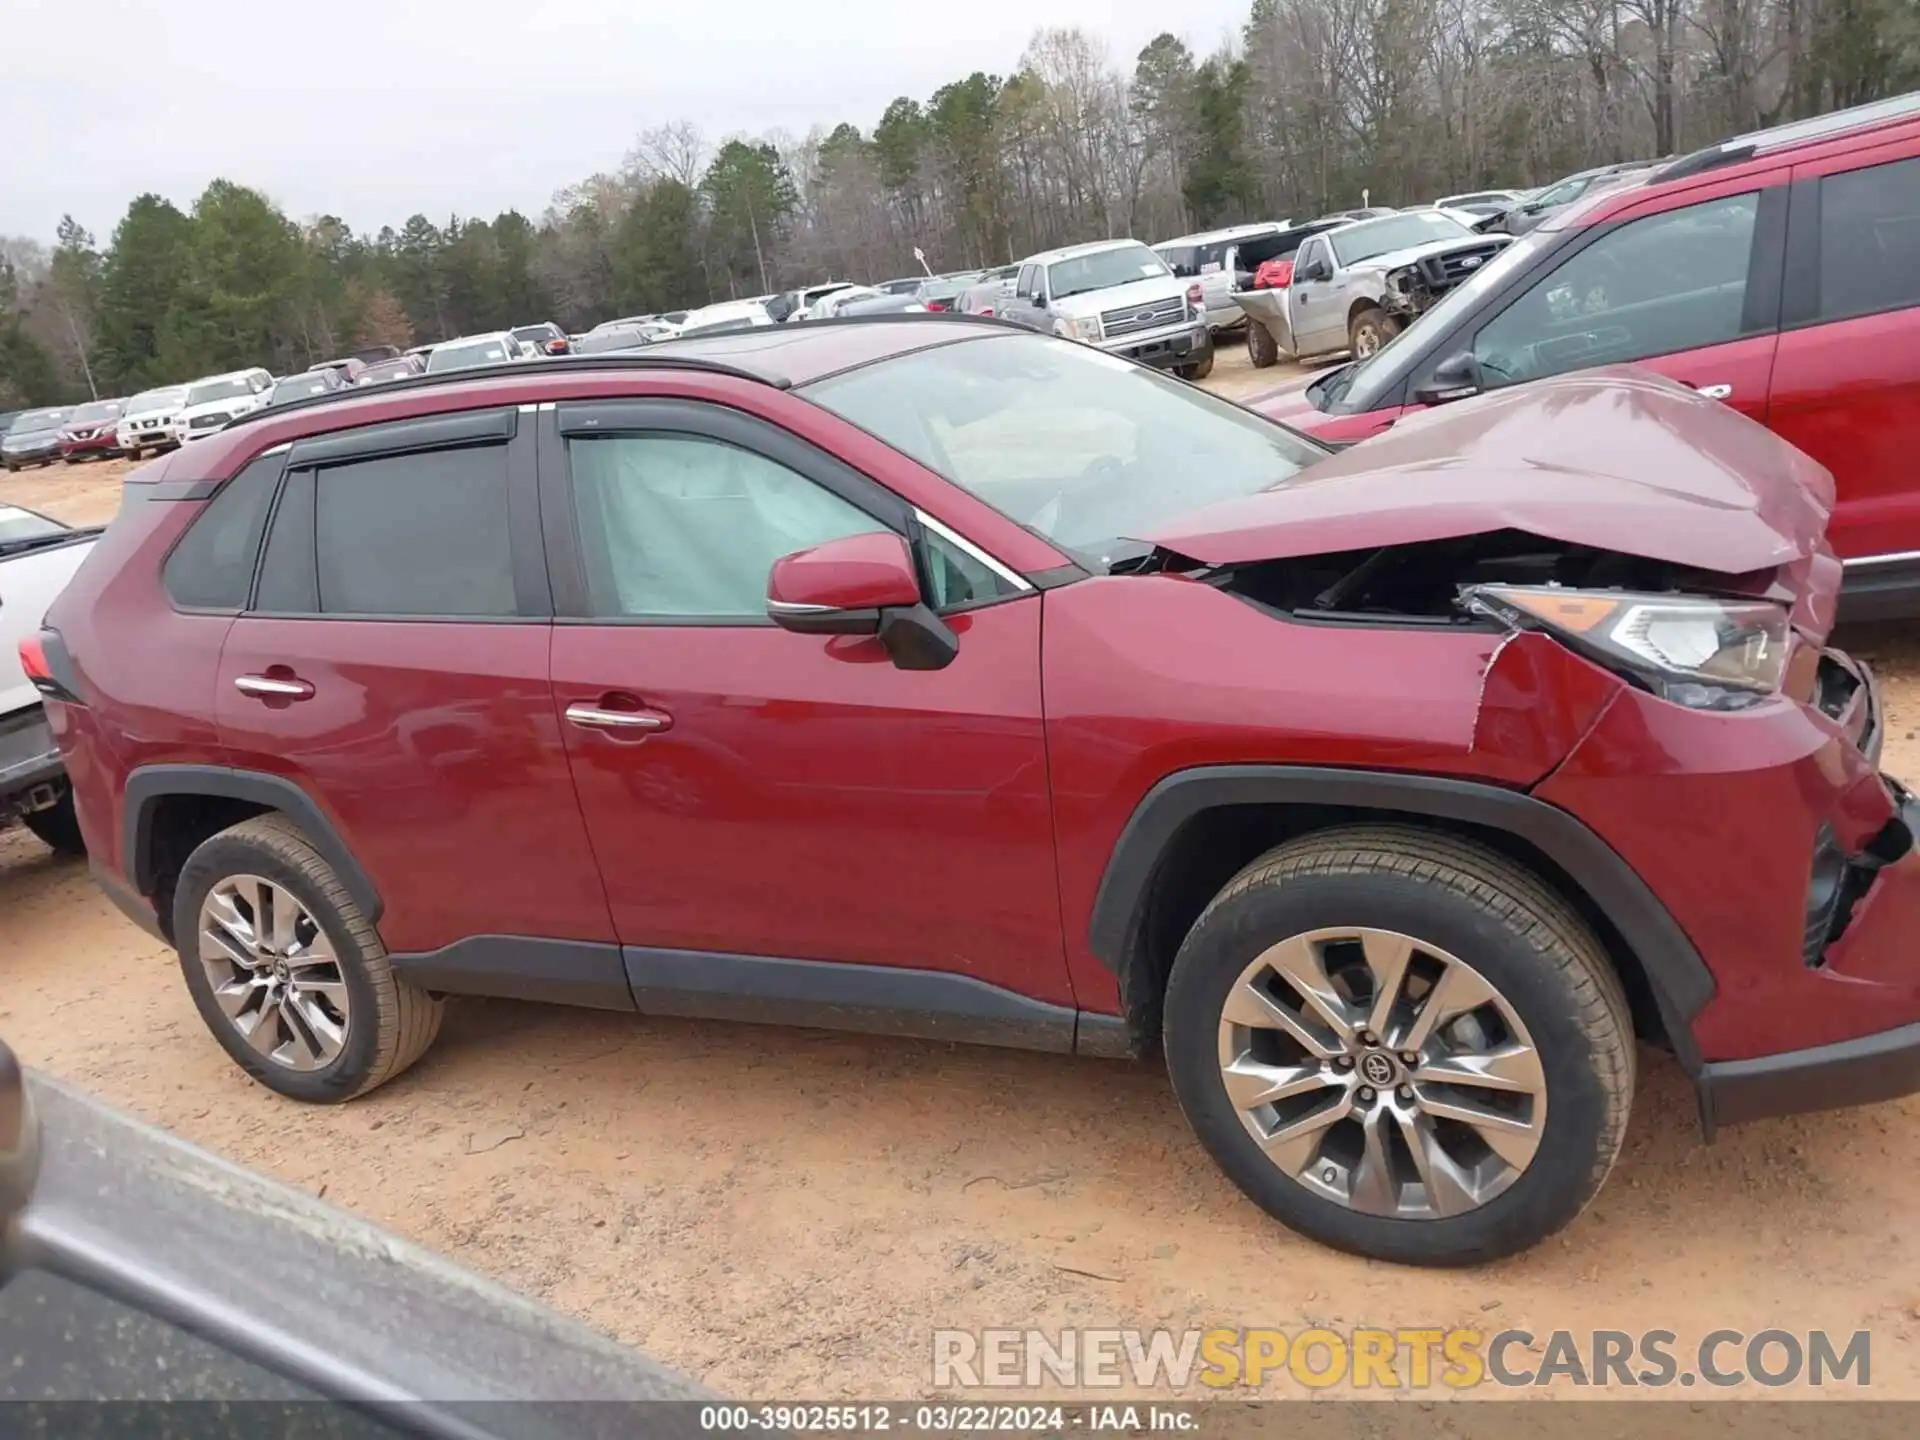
(768, 532, 959, 670)
(1299, 258, 1330, 283)
(1030, 291, 1046, 308)
(1413, 352, 1484, 406)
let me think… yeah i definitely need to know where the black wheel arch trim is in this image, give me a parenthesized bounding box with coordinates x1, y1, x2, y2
(122, 764, 382, 923)
(1087, 764, 1714, 1071)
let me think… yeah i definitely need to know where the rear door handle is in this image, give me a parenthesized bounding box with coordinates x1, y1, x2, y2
(1694, 383, 1733, 400)
(565, 701, 672, 733)
(234, 673, 314, 701)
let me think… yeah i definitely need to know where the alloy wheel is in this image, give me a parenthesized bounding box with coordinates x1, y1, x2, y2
(1353, 326, 1381, 358)
(198, 874, 351, 1071)
(1216, 926, 1547, 1218)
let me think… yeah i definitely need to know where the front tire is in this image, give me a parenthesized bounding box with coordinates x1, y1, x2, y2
(1163, 825, 1634, 1266)
(1347, 307, 1402, 360)
(1185, 352, 1215, 382)
(172, 814, 443, 1102)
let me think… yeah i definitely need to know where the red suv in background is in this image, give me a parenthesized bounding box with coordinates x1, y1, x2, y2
(29, 319, 1920, 1267)
(1254, 94, 1920, 618)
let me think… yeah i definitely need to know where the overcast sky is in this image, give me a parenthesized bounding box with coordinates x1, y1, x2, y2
(4, 0, 1254, 244)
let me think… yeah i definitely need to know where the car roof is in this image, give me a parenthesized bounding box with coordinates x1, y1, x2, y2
(188, 316, 1032, 463)
(1154, 222, 1288, 247)
(1025, 238, 1150, 265)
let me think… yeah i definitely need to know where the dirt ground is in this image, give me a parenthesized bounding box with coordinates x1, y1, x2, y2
(5, 377, 1920, 1402)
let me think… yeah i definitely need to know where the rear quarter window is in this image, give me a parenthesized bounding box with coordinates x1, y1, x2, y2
(1815, 154, 1920, 324)
(161, 455, 283, 611)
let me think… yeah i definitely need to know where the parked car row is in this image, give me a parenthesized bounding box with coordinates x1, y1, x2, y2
(1255, 91, 1920, 619)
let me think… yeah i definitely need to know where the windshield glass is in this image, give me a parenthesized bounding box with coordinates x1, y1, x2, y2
(270, 375, 335, 403)
(804, 334, 1323, 568)
(1334, 230, 1551, 413)
(0, 504, 67, 546)
(10, 409, 70, 432)
(1331, 213, 1474, 266)
(426, 339, 513, 371)
(186, 378, 255, 405)
(126, 387, 184, 413)
(1046, 245, 1170, 301)
(71, 400, 121, 424)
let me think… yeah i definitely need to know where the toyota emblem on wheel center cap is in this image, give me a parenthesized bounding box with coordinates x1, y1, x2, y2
(1359, 1052, 1397, 1086)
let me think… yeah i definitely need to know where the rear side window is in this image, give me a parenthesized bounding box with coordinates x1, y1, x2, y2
(162, 455, 281, 610)
(1159, 246, 1199, 278)
(1815, 156, 1920, 324)
(313, 446, 516, 616)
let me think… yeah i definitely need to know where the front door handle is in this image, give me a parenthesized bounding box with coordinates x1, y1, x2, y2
(1694, 383, 1733, 400)
(234, 673, 314, 701)
(565, 701, 672, 733)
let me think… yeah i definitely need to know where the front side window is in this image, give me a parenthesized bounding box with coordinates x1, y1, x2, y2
(804, 334, 1322, 569)
(1816, 155, 1920, 324)
(569, 434, 886, 619)
(1471, 191, 1760, 388)
(313, 446, 516, 616)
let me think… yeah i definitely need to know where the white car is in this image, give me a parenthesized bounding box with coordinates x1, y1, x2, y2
(801, 286, 886, 320)
(673, 300, 777, 337)
(424, 332, 524, 373)
(114, 385, 190, 456)
(0, 503, 97, 854)
(1153, 222, 1294, 331)
(177, 369, 273, 443)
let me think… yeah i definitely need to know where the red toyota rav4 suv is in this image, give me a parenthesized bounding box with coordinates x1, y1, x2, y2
(28, 320, 1920, 1267)
(1254, 94, 1920, 619)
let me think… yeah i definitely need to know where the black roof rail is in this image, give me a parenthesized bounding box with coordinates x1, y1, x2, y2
(1648, 92, 1920, 187)
(218, 352, 793, 435)
(1649, 143, 1758, 184)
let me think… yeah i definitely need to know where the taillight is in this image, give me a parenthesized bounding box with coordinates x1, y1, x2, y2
(927, 300, 949, 312)
(19, 630, 78, 703)
(545, 337, 568, 354)
(1185, 282, 1204, 313)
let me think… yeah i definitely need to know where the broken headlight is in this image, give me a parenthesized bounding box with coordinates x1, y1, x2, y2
(1385, 267, 1415, 296)
(1463, 586, 1789, 711)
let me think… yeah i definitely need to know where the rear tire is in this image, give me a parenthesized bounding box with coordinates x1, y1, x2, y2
(1162, 824, 1634, 1266)
(22, 784, 85, 857)
(1247, 322, 1279, 369)
(1347, 307, 1402, 360)
(172, 814, 444, 1102)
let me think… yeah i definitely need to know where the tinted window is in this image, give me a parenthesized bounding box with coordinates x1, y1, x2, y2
(1471, 191, 1760, 388)
(314, 446, 516, 616)
(569, 433, 886, 619)
(1158, 246, 1199, 278)
(163, 454, 282, 610)
(1816, 156, 1920, 324)
(922, 529, 1023, 610)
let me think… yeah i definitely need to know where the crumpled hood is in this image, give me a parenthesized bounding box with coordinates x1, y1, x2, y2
(1348, 235, 1508, 274)
(1143, 366, 1837, 600)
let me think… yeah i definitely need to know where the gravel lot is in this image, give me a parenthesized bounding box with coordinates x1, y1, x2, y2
(5, 356, 1919, 1399)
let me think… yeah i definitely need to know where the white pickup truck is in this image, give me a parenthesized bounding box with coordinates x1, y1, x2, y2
(0, 503, 97, 855)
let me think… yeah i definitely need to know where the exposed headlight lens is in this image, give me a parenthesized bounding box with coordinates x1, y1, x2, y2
(1462, 585, 1789, 710)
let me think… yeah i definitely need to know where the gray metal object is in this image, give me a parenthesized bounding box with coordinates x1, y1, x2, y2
(0, 1040, 710, 1428)
(1216, 926, 1546, 1219)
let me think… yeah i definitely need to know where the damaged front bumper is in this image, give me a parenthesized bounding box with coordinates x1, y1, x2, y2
(1535, 648, 1920, 1135)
